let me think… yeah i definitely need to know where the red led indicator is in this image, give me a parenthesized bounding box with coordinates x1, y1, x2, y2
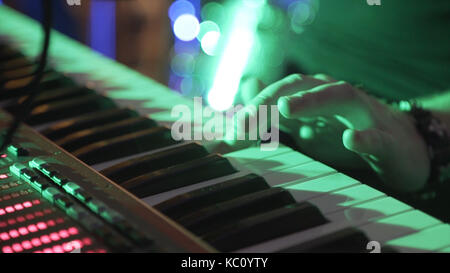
(0, 174, 8, 179)
(28, 224, 38, 233)
(31, 238, 42, 247)
(22, 241, 33, 250)
(9, 230, 19, 238)
(1, 154, 7, 158)
(11, 243, 23, 252)
(52, 245, 64, 253)
(0, 232, 10, 240)
(18, 227, 28, 236)
(2, 246, 13, 253)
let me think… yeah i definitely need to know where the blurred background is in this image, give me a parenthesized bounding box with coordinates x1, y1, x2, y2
(3, 0, 172, 85)
(1, 0, 318, 110)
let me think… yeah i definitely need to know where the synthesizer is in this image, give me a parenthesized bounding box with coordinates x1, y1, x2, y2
(0, 5, 449, 253)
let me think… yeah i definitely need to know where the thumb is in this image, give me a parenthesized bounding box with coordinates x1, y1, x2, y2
(342, 128, 393, 159)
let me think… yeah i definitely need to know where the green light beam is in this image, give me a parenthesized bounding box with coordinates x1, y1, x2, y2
(207, 0, 266, 111)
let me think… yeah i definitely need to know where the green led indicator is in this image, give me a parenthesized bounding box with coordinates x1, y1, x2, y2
(9, 163, 26, 177)
(42, 187, 63, 203)
(63, 182, 81, 195)
(6, 145, 18, 155)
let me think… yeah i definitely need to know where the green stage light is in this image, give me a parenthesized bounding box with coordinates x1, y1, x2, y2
(207, 0, 266, 111)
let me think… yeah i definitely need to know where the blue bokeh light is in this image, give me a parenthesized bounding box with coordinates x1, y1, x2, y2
(168, 0, 195, 21)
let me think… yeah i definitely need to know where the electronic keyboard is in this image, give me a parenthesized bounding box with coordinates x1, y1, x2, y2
(0, 5, 449, 253)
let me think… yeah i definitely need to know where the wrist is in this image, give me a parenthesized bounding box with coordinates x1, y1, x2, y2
(394, 100, 450, 192)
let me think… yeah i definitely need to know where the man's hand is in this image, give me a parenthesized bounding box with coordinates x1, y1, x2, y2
(239, 74, 430, 192)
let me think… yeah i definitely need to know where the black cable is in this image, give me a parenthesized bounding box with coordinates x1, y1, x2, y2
(0, 0, 52, 152)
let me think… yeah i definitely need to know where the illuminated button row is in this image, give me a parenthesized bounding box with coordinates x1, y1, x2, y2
(0, 200, 40, 216)
(0, 208, 54, 228)
(0, 181, 22, 191)
(24, 160, 134, 250)
(9, 163, 96, 223)
(28, 158, 153, 248)
(1, 227, 81, 253)
(29, 158, 123, 225)
(0, 218, 66, 242)
(0, 188, 32, 202)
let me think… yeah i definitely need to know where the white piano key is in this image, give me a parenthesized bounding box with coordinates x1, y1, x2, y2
(358, 210, 442, 244)
(262, 162, 336, 187)
(144, 147, 335, 206)
(437, 246, 450, 253)
(326, 196, 413, 226)
(282, 172, 358, 201)
(225, 145, 293, 171)
(224, 145, 293, 165)
(91, 141, 198, 171)
(141, 148, 307, 206)
(243, 151, 314, 175)
(384, 224, 450, 253)
(235, 221, 351, 253)
(140, 170, 252, 206)
(236, 196, 413, 253)
(306, 183, 386, 215)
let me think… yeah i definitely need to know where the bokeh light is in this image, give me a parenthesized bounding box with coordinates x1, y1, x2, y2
(288, 0, 317, 33)
(201, 2, 224, 22)
(173, 14, 200, 41)
(174, 38, 200, 55)
(180, 77, 193, 94)
(201, 31, 221, 56)
(170, 53, 195, 76)
(168, 0, 195, 21)
(197, 21, 220, 41)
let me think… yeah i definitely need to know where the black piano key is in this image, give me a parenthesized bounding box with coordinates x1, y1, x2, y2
(101, 142, 209, 184)
(0, 67, 52, 85)
(0, 47, 22, 62)
(179, 188, 296, 235)
(203, 202, 329, 252)
(279, 227, 370, 253)
(6, 86, 93, 114)
(0, 63, 45, 81)
(122, 154, 238, 198)
(27, 86, 93, 105)
(0, 56, 34, 71)
(1, 72, 73, 98)
(27, 94, 116, 125)
(41, 108, 139, 140)
(56, 116, 157, 152)
(72, 126, 178, 165)
(155, 173, 270, 219)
